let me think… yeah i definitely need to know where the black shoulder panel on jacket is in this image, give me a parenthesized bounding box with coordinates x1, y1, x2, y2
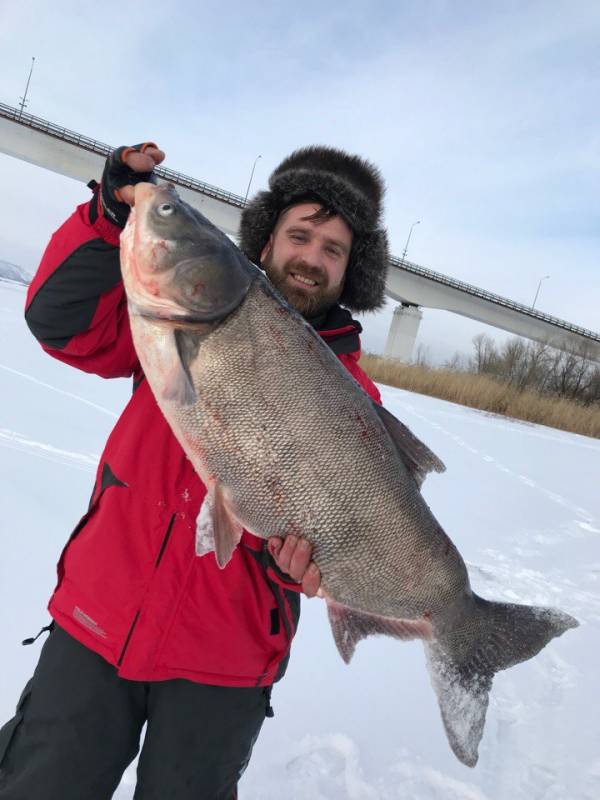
(325, 329, 361, 356)
(318, 304, 362, 356)
(320, 305, 359, 332)
(25, 239, 122, 349)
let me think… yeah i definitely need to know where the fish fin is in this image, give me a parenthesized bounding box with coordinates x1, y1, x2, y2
(194, 483, 243, 567)
(424, 645, 491, 768)
(212, 482, 244, 568)
(424, 593, 578, 767)
(326, 599, 433, 664)
(161, 329, 198, 406)
(373, 403, 445, 486)
(195, 493, 216, 557)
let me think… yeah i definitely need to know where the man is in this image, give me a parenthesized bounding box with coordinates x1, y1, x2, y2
(0, 143, 389, 799)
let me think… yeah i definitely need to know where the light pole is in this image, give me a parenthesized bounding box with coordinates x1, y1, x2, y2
(18, 56, 36, 118)
(532, 275, 550, 310)
(402, 220, 420, 262)
(243, 154, 262, 204)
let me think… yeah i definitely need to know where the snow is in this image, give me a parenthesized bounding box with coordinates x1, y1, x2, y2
(1, 278, 598, 799)
(0, 261, 31, 285)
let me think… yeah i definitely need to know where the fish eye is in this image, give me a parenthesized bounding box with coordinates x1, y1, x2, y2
(157, 203, 175, 217)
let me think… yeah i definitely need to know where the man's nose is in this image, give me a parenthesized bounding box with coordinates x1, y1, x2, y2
(299, 239, 325, 269)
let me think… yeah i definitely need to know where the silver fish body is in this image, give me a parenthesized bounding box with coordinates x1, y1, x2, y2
(120, 183, 578, 767)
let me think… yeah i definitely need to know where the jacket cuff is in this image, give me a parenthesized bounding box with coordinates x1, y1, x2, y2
(89, 188, 123, 247)
(265, 564, 304, 593)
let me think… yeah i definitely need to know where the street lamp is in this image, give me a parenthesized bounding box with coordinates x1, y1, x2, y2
(18, 56, 36, 119)
(402, 220, 420, 262)
(532, 275, 550, 310)
(243, 154, 262, 204)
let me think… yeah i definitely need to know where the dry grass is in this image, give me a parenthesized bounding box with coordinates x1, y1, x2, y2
(360, 353, 600, 440)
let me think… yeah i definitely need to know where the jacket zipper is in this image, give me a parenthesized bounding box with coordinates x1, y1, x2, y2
(154, 513, 176, 567)
(118, 514, 176, 667)
(117, 610, 140, 666)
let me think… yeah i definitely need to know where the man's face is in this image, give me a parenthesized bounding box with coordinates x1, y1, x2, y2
(260, 203, 353, 317)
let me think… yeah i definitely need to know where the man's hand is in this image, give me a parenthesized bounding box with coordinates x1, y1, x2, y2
(267, 535, 321, 598)
(99, 143, 165, 227)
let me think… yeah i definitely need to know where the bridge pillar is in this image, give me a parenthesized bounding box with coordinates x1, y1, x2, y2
(384, 303, 423, 361)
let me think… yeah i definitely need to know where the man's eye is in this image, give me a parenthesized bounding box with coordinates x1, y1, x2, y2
(290, 234, 305, 243)
(326, 247, 341, 258)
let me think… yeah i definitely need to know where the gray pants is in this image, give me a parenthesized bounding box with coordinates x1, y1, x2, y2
(0, 625, 271, 799)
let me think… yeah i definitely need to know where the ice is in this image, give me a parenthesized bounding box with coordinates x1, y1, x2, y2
(1, 281, 599, 798)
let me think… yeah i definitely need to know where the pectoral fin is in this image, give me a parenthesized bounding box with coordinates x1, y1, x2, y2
(162, 329, 199, 406)
(195, 482, 243, 568)
(195, 492, 216, 557)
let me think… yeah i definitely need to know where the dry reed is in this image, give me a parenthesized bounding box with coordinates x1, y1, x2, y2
(360, 353, 600, 440)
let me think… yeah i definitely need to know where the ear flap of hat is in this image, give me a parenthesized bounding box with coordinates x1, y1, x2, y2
(238, 190, 280, 267)
(341, 228, 389, 312)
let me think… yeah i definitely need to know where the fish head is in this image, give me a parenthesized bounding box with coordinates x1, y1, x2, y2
(121, 182, 253, 325)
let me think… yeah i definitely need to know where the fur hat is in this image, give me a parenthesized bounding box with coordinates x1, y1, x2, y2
(238, 146, 389, 312)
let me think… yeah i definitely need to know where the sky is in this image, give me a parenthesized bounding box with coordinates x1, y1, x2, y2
(0, 0, 598, 362)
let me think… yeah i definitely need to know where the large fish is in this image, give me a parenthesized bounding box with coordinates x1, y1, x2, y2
(120, 182, 578, 767)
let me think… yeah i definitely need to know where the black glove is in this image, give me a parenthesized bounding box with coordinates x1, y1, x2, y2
(99, 143, 158, 228)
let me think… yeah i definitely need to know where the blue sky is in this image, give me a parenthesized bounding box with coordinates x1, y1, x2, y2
(0, 0, 598, 360)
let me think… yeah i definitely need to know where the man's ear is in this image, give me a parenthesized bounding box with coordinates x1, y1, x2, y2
(260, 234, 274, 264)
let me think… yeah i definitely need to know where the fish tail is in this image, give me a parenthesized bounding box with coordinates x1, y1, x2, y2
(424, 594, 578, 767)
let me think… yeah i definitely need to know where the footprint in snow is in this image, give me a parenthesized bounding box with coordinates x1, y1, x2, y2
(286, 734, 378, 800)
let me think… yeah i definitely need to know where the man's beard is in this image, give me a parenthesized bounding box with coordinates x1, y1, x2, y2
(262, 255, 344, 318)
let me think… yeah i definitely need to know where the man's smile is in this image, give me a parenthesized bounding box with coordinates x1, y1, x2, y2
(289, 271, 319, 288)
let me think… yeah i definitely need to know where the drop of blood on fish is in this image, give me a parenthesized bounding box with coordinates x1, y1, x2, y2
(350, 411, 369, 441)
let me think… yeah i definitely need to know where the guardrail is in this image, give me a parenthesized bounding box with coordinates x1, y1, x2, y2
(390, 255, 600, 343)
(0, 101, 247, 208)
(2, 100, 599, 344)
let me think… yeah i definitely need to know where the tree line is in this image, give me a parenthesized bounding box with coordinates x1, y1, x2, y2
(453, 334, 600, 406)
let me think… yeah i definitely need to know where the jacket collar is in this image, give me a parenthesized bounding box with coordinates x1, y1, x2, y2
(314, 304, 362, 356)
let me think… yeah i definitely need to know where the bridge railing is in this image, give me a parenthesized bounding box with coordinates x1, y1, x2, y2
(390, 255, 600, 343)
(0, 101, 246, 208)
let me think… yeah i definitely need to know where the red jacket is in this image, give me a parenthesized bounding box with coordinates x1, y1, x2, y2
(25, 195, 382, 688)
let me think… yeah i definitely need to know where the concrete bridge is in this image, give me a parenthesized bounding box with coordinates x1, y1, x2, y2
(2, 100, 599, 362)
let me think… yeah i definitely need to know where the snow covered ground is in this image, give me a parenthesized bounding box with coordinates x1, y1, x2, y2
(0, 260, 30, 285)
(1, 276, 598, 799)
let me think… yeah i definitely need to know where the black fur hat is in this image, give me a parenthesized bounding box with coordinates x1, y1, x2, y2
(238, 146, 389, 312)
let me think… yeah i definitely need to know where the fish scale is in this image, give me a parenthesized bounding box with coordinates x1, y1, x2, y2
(174, 279, 443, 610)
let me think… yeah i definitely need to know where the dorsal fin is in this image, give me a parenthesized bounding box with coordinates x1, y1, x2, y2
(373, 402, 445, 487)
